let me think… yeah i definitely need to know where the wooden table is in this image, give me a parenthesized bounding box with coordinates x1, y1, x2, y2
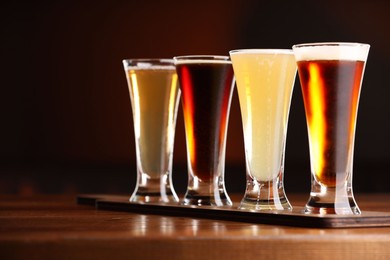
(1, 194, 390, 259)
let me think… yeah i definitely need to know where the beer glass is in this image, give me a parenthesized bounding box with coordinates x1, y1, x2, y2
(174, 55, 234, 206)
(230, 49, 297, 210)
(293, 42, 370, 214)
(123, 59, 180, 203)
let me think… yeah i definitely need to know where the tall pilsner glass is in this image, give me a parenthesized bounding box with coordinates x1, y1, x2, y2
(230, 49, 297, 210)
(174, 55, 234, 206)
(123, 59, 180, 203)
(293, 42, 370, 214)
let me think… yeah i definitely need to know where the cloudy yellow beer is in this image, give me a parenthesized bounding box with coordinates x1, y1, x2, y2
(230, 49, 296, 210)
(231, 50, 296, 182)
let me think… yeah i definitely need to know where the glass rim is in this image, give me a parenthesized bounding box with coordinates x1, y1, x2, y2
(122, 59, 176, 70)
(229, 49, 293, 55)
(292, 42, 370, 49)
(173, 55, 231, 64)
(122, 58, 174, 64)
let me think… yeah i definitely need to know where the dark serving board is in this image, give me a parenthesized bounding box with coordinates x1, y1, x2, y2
(77, 194, 390, 229)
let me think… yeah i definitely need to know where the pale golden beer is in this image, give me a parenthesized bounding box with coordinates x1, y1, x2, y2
(123, 59, 180, 203)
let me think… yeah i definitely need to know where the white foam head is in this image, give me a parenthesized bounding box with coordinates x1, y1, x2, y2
(122, 59, 175, 70)
(230, 49, 293, 56)
(125, 65, 175, 71)
(293, 42, 370, 61)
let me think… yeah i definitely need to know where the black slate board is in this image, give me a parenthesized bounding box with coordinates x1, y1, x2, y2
(77, 194, 390, 228)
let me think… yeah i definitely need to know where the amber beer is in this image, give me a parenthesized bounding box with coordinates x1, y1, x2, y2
(293, 43, 370, 214)
(298, 60, 365, 186)
(174, 56, 235, 206)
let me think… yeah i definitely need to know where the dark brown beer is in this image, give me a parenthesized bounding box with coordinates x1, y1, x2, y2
(297, 60, 365, 187)
(176, 61, 234, 182)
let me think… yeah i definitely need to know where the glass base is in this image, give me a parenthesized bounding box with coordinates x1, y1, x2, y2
(239, 197, 291, 211)
(304, 191, 361, 215)
(181, 190, 232, 206)
(129, 175, 179, 203)
(304, 177, 361, 215)
(238, 177, 292, 211)
(130, 190, 178, 203)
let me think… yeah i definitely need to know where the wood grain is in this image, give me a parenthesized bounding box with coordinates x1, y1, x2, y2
(1, 194, 390, 259)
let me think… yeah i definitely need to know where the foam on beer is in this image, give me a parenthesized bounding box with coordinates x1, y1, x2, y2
(293, 44, 369, 61)
(230, 49, 293, 55)
(126, 65, 175, 70)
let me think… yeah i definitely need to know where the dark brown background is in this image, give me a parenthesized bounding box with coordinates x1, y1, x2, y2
(1, 0, 389, 195)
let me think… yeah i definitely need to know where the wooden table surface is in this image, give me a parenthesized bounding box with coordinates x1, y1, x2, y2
(1, 194, 390, 260)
